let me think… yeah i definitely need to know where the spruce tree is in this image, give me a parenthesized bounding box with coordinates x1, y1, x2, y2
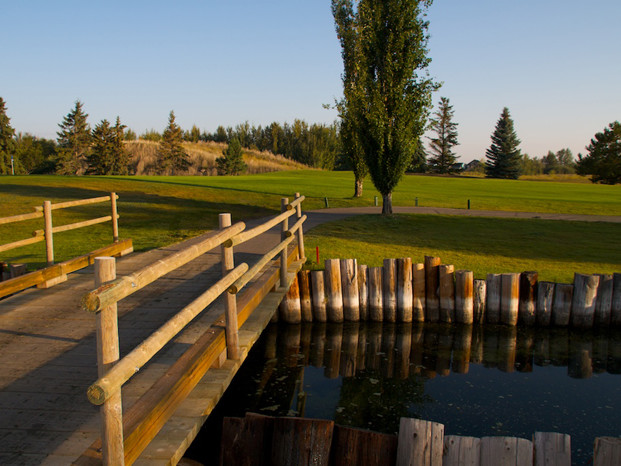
(157, 111, 189, 174)
(87, 117, 129, 175)
(576, 121, 621, 184)
(216, 138, 247, 175)
(332, 0, 438, 214)
(56, 100, 91, 175)
(427, 97, 459, 174)
(408, 137, 427, 172)
(485, 107, 522, 179)
(0, 97, 16, 175)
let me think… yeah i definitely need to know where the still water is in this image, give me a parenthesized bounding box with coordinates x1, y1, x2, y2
(186, 322, 621, 465)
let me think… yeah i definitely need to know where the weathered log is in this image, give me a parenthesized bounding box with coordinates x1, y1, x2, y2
(270, 417, 334, 466)
(595, 274, 613, 326)
(397, 258, 413, 322)
(480, 437, 533, 466)
(613, 273, 621, 327)
(279, 274, 302, 324)
(358, 264, 369, 321)
(571, 273, 600, 329)
(439, 264, 455, 323)
(519, 271, 538, 326)
(396, 417, 444, 466)
(412, 263, 425, 322)
(536, 281, 555, 326)
(486, 273, 501, 324)
(500, 273, 520, 326)
(455, 270, 474, 324)
(424, 256, 441, 322)
(310, 270, 327, 323)
(340, 259, 360, 321)
(221, 413, 275, 466)
(369, 267, 383, 322)
(331, 425, 397, 466)
(298, 270, 313, 322)
(552, 283, 573, 326)
(383, 259, 397, 322)
(473, 279, 486, 324)
(444, 436, 481, 466)
(325, 259, 344, 323)
(593, 436, 621, 466)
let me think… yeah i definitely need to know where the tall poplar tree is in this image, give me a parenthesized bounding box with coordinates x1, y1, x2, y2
(332, 0, 437, 213)
(158, 111, 189, 174)
(427, 97, 459, 174)
(56, 100, 91, 175)
(0, 97, 17, 175)
(485, 107, 522, 179)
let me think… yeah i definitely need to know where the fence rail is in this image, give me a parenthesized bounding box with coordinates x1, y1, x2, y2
(82, 194, 306, 465)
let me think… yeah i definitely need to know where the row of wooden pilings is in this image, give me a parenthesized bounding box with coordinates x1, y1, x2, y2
(278, 256, 621, 328)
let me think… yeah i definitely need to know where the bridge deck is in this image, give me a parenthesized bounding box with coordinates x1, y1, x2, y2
(0, 225, 297, 465)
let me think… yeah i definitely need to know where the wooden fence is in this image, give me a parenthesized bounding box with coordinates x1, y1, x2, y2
(221, 413, 621, 466)
(279, 256, 621, 328)
(78, 194, 306, 465)
(0, 193, 132, 298)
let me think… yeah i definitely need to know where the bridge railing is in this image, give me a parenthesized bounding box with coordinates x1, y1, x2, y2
(80, 194, 306, 465)
(0, 193, 132, 298)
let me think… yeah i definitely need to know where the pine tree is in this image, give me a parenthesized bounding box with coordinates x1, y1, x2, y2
(216, 138, 247, 175)
(332, 0, 438, 213)
(485, 107, 522, 179)
(0, 97, 17, 175)
(576, 121, 621, 185)
(87, 117, 129, 175)
(427, 97, 459, 174)
(157, 111, 189, 174)
(56, 100, 91, 175)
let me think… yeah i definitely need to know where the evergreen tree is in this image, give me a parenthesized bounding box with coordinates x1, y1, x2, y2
(427, 97, 459, 174)
(88, 116, 129, 175)
(485, 107, 522, 179)
(0, 97, 17, 175)
(576, 121, 621, 184)
(56, 100, 91, 175)
(157, 111, 189, 174)
(407, 137, 427, 172)
(216, 138, 247, 175)
(332, 0, 438, 214)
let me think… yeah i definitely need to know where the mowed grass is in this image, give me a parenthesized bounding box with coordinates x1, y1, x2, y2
(304, 214, 621, 283)
(0, 172, 619, 275)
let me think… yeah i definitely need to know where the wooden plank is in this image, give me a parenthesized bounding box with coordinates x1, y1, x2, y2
(480, 437, 533, 466)
(396, 417, 444, 466)
(331, 425, 397, 466)
(594, 437, 621, 466)
(533, 432, 571, 466)
(443, 435, 480, 466)
(270, 417, 334, 466)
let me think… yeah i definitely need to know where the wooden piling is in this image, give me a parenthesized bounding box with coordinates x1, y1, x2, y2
(412, 263, 425, 322)
(310, 271, 327, 323)
(595, 274, 613, 326)
(279, 274, 301, 324)
(473, 279, 486, 324)
(486, 273, 501, 324)
(571, 273, 600, 329)
(397, 258, 413, 323)
(444, 436, 480, 466)
(330, 425, 397, 466)
(424, 256, 441, 322)
(383, 259, 397, 323)
(552, 284, 573, 326)
(613, 273, 621, 326)
(340, 259, 360, 321)
(481, 437, 533, 466)
(455, 270, 474, 324)
(325, 259, 344, 323)
(396, 418, 444, 466)
(519, 271, 538, 326)
(358, 264, 369, 321)
(500, 273, 520, 326)
(439, 264, 455, 323)
(298, 270, 313, 323)
(536, 282, 555, 326)
(271, 417, 334, 466)
(369, 267, 383, 322)
(594, 437, 621, 466)
(533, 432, 571, 466)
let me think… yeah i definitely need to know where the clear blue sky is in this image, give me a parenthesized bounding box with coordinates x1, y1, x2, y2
(2, 0, 620, 163)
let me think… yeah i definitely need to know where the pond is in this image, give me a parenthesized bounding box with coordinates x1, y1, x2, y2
(185, 322, 621, 465)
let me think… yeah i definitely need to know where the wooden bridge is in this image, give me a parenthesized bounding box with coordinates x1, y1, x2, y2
(0, 194, 307, 465)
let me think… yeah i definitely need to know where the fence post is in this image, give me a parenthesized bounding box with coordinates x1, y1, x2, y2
(219, 213, 239, 360)
(94, 257, 124, 465)
(280, 198, 289, 288)
(43, 200, 54, 266)
(111, 192, 119, 242)
(294, 192, 305, 261)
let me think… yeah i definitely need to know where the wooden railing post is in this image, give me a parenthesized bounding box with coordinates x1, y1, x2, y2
(111, 192, 119, 242)
(43, 200, 54, 266)
(280, 198, 289, 288)
(94, 257, 124, 465)
(294, 192, 305, 261)
(220, 213, 239, 360)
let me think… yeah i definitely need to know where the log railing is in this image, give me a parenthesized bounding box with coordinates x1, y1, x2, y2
(0, 193, 132, 298)
(82, 194, 306, 465)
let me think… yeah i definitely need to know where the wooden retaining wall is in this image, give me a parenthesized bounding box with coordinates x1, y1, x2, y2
(221, 413, 621, 465)
(280, 257, 621, 328)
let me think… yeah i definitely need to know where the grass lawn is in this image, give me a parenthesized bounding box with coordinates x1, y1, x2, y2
(304, 214, 620, 283)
